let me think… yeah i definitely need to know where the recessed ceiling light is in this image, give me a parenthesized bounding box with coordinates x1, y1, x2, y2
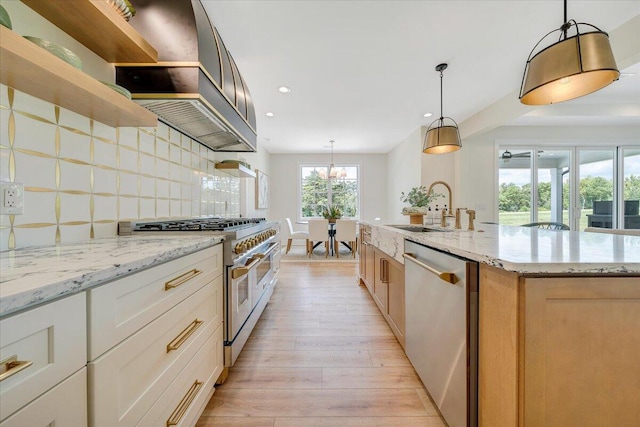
(265, 112, 274, 117)
(423, 112, 433, 118)
(278, 86, 291, 93)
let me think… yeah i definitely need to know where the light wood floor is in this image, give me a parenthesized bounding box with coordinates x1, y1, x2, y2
(196, 262, 446, 427)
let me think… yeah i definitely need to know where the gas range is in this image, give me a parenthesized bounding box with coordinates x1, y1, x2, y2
(118, 216, 281, 370)
(118, 217, 279, 265)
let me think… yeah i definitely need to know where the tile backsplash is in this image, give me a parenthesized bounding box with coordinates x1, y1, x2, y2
(0, 85, 240, 251)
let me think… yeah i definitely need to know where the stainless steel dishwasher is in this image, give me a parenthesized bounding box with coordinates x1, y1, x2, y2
(403, 240, 478, 427)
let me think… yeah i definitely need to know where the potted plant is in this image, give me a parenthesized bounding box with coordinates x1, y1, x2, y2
(322, 205, 342, 223)
(400, 186, 442, 224)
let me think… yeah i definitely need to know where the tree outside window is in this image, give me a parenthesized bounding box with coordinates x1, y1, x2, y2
(300, 165, 359, 219)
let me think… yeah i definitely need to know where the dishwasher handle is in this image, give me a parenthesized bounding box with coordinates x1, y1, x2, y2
(403, 252, 459, 284)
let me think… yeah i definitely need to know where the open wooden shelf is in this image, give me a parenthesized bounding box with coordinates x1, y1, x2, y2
(215, 162, 256, 178)
(21, 0, 157, 63)
(0, 26, 157, 128)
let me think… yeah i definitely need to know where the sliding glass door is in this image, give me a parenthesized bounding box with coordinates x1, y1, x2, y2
(623, 149, 640, 230)
(498, 148, 571, 226)
(578, 150, 614, 230)
(498, 145, 640, 231)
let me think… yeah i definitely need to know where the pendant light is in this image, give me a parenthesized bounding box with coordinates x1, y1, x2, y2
(519, 0, 619, 105)
(328, 140, 337, 178)
(423, 63, 462, 155)
(319, 140, 338, 179)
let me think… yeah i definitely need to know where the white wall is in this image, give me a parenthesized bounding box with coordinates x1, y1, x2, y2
(270, 153, 387, 242)
(386, 128, 421, 220)
(238, 146, 272, 220)
(387, 126, 458, 220)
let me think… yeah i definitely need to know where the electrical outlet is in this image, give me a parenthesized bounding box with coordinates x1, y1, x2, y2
(1, 182, 24, 215)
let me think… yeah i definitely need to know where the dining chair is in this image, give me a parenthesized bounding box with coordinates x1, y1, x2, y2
(334, 219, 357, 258)
(521, 222, 570, 230)
(307, 219, 329, 258)
(285, 218, 309, 254)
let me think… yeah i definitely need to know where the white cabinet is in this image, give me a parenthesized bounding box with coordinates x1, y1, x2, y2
(0, 293, 86, 421)
(89, 277, 222, 427)
(137, 324, 223, 427)
(88, 244, 224, 427)
(88, 245, 223, 359)
(0, 368, 87, 427)
(0, 243, 223, 426)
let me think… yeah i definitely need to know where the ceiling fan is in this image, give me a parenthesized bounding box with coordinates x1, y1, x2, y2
(501, 150, 543, 160)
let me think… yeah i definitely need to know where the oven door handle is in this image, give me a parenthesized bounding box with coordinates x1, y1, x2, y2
(231, 257, 261, 280)
(251, 242, 279, 260)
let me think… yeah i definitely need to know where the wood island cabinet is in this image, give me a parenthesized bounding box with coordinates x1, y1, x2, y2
(358, 225, 405, 347)
(373, 250, 388, 313)
(359, 225, 374, 294)
(479, 264, 640, 427)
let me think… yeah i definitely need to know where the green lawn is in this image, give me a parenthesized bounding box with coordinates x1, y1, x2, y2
(498, 210, 592, 230)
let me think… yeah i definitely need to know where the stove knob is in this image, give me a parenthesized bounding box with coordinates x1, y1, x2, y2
(234, 243, 244, 254)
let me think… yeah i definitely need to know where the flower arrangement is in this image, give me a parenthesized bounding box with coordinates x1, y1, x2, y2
(400, 186, 442, 214)
(322, 205, 342, 222)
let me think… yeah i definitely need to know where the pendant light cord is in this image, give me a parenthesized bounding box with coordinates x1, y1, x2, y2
(561, 0, 569, 39)
(439, 70, 444, 120)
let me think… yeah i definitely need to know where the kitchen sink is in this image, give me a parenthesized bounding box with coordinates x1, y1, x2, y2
(389, 225, 450, 232)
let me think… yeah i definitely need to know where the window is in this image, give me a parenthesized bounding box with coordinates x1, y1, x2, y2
(299, 165, 359, 219)
(497, 145, 640, 230)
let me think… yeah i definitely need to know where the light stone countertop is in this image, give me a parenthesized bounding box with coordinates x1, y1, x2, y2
(360, 220, 640, 274)
(0, 235, 224, 317)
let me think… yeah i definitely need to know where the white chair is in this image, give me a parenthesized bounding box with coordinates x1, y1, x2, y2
(307, 219, 329, 258)
(285, 218, 309, 254)
(334, 219, 357, 258)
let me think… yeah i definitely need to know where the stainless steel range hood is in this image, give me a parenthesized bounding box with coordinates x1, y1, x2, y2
(116, 0, 257, 152)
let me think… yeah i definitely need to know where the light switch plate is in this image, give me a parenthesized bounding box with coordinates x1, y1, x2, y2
(1, 182, 24, 215)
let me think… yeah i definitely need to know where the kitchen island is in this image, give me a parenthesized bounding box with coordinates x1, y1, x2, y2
(360, 221, 640, 427)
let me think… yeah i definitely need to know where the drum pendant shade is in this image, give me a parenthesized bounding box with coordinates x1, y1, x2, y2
(519, 2, 619, 105)
(423, 63, 461, 154)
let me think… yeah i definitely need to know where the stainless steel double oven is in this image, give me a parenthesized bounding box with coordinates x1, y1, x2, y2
(119, 217, 280, 368)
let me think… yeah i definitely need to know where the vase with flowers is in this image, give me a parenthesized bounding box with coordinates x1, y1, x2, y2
(400, 186, 442, 224)
(322, 205, 342, 223)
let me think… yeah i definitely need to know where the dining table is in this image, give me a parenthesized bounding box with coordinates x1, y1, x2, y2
(296, 220, 348, 256)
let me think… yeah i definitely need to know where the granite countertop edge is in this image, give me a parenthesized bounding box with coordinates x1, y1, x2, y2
(0, 235, 225, 317)
(359, 220, 640, 275)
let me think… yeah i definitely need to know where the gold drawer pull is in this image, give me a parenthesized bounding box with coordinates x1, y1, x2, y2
(166, 319, 204, 353)
(0, 355, 33, 382)
(167, 380, 203, 426)
(165, 269, 202, 291)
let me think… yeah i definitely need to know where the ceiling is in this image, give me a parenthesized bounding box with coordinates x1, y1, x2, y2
(202, 1, 640, 154)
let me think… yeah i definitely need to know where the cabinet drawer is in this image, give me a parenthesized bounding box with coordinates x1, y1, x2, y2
(0, 368, 87, 427)
(88, 244, 222, 359)
(89, 276, 222, 427)
(137, 323, 223, 427)
(0, 293, 86, 421)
